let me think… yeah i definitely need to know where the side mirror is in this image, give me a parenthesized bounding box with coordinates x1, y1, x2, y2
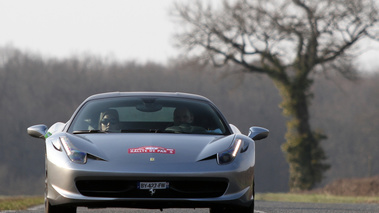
(27, 124, 48, 139)
(248, 126, 269, 141)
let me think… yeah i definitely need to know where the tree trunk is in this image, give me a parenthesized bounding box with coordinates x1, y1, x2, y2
(274, 78, 330, 191)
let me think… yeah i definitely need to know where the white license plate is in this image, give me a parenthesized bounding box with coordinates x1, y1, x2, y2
(138, 182, 169, 190)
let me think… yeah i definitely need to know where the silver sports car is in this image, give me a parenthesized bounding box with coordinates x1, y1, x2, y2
(27, 92, 269, 213)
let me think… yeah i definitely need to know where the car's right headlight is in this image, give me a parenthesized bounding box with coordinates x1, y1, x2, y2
(59, 136, 87, 164)
(217, 138, 243, 165)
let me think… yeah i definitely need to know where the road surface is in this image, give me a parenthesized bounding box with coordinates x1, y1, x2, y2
(5, 201, 379, 213)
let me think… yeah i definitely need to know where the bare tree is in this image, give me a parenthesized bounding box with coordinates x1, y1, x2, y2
(172, 0, 379, 191)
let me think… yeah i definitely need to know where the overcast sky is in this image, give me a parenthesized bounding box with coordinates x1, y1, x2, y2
(0, 0, 182, 63)
(0, 0, 378, 72)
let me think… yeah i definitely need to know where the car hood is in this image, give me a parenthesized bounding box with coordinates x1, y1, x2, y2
(69, 133, 236, 164)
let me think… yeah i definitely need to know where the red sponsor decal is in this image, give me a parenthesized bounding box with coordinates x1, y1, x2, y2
(128, 146, 175, 154)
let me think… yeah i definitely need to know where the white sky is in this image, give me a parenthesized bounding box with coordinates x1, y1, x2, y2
(0, 0, 378, 71)
(0, 0, 183, 63)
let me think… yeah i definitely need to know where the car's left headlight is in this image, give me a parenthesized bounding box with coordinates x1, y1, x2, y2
(217, 138, 243, 165)
(60, 136, 87, 164)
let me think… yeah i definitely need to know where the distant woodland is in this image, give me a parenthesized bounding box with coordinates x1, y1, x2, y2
(0, 47, 378, 195)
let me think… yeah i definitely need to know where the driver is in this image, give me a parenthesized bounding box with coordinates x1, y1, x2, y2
(100, 109, 121, 132)
(166, 107, 205, 133)
(173, 107, 194, 126)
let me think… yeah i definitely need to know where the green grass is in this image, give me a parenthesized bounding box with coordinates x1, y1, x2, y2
(0, 196, 44, 211)
(256, 193, 379, 204)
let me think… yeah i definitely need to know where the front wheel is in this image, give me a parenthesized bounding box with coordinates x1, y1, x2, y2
(209, 203, 254, 213)
(210, 179, 255, 213)
(45, 199, 76, 213)
(235, 203, 254, 213)
(45, 169, 76, 213)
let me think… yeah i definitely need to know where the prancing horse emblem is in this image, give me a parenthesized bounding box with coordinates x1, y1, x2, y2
(149, 188, 156, 196)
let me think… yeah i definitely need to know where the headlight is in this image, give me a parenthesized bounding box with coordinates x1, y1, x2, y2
(217, 138, 243, 165)
(59, 136, 87, 164)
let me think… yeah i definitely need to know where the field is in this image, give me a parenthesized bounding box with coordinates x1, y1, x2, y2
(0, 196, 43, 211)
(256, 176, 379, 204)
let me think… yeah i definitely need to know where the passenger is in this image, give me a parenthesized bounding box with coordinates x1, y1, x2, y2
(100, 109, 121, 132)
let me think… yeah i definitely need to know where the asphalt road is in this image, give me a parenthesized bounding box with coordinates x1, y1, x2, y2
(8, 201, 379, 213)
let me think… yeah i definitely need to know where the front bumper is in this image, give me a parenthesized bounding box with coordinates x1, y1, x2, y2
(46, 149, 255, 209)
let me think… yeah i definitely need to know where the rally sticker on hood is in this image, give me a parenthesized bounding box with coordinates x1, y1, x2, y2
(128, 146, 175, 154)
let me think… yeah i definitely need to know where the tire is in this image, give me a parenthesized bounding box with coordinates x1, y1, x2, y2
(209, 203, 254, 213)
(235, 203, 254, 213)
(45, 199, 76, 213)
(209, 206, 230, 213)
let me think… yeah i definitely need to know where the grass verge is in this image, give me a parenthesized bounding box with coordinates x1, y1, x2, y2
(1, 193, 379, 211)
(0, 196, 44, 211)
(256, 193, 379, 204)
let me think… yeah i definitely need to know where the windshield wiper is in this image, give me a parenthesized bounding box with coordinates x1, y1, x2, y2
(73, 130, 104, 134)
(121, 129, 164, 133)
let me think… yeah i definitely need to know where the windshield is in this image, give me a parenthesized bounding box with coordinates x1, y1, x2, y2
(68, 96, 230, 135)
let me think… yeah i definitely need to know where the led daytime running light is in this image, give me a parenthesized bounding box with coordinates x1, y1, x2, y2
(232, 139, 242, 157)
(60, 137, 72, 155)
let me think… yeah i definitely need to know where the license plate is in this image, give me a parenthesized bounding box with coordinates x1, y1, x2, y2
(138, 182, 169, 190)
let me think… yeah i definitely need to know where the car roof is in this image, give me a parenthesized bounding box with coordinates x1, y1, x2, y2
(84, 92, 212, 102)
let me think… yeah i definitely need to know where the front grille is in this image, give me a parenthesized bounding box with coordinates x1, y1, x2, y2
(76, 178, 228, 198)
